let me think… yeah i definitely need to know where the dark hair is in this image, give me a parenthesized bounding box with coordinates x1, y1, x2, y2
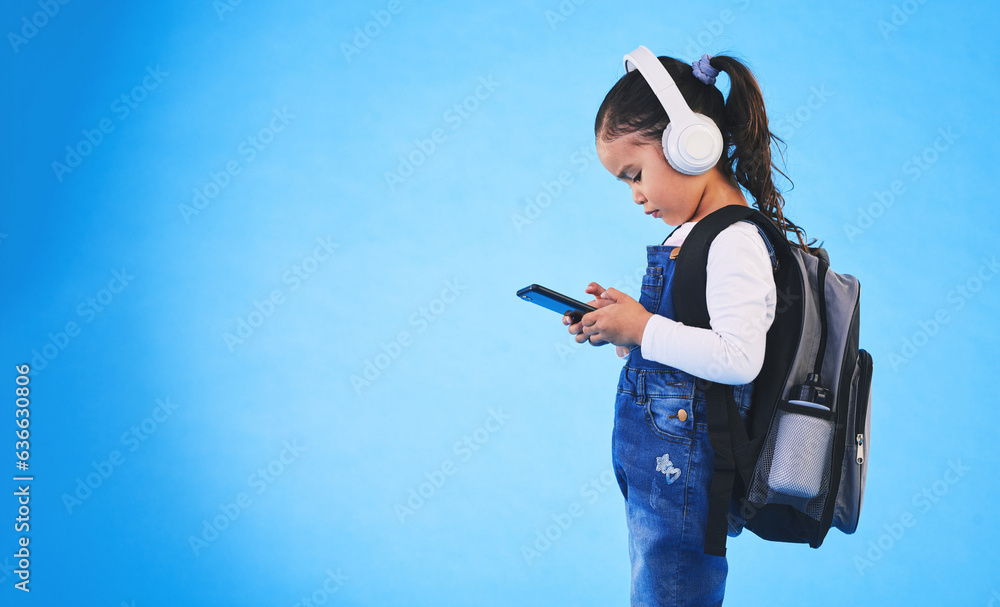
(595, 52, 819, 254)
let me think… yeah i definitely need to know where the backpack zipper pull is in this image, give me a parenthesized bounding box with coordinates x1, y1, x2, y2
(856, 433, 865, 464)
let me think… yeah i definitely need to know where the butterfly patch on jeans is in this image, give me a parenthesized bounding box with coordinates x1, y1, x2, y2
(655, 453, 682, 484)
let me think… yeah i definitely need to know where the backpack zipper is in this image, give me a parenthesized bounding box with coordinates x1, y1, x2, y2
(855, 349, 873, 466)
(817, 296, 861, 545)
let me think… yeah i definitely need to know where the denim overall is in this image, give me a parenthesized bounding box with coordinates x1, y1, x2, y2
(613, 222, 776, 606)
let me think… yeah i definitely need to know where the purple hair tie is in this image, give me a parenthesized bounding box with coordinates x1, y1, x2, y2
(692, 54, 718, 85)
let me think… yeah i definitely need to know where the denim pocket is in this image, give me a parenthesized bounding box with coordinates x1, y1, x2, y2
(645, 398, 696, 445)
(642, 371, 695, 445)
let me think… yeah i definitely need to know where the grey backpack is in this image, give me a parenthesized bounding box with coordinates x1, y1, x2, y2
(668, 204, 873, 557)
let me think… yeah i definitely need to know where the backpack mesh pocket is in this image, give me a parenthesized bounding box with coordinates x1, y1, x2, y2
(747, 401, 836, 521)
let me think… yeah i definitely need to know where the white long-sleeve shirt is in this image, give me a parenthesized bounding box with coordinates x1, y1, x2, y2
(615, 220, 777, 385)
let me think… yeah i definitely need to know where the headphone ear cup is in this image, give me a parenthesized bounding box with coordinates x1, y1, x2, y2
(662, 114, 724, 175)
(660, 122, 683, 172)
(661, 123, 682, 174)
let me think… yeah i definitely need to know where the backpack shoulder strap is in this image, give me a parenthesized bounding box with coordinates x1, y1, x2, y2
(673, 205, 757, 329)
(669, 204, 795, 557)
(673, 205, 790, 328)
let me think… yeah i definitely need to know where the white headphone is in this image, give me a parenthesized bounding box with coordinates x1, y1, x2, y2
(622, 45, 724, 176)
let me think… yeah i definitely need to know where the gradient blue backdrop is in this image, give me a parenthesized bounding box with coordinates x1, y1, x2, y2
(2, 0, 998, 605)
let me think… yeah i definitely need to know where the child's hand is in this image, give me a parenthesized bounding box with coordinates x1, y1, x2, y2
(574, 287, 652, 348)
(563, 282, 615, 346)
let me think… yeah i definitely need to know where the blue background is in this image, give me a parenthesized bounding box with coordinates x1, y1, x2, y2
(2, 0, 998, 604)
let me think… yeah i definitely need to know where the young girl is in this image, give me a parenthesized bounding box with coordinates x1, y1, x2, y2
(564, 48, 816, 605)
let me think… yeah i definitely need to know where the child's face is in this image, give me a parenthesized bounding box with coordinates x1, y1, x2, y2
(597, 132, 707, 226)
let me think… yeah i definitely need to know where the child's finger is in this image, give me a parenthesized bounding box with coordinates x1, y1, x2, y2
(586, 330, 607, 346)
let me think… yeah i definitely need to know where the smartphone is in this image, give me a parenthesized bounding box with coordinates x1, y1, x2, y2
(516, 284, 596, 323)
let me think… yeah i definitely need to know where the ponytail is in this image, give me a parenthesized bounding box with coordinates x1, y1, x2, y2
(710, 54, 818, 253)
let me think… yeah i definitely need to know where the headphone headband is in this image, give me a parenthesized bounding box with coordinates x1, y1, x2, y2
(623, 46, 696, 126)
(620, 45, 724, 175)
